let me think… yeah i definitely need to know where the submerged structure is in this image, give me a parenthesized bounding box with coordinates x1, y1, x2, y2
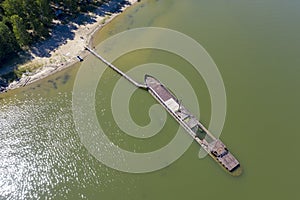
(85, 46, 242, 175)
(145, 75, 241, 175)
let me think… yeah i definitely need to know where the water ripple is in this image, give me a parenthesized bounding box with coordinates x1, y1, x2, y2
(0, 93, 115, 199)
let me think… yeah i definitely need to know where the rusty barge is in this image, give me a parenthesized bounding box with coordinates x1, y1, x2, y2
(145, 75, 241, 175)
(85, 46, 242, 175)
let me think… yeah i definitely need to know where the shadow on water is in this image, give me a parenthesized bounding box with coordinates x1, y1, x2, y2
(61, 74, 71, 85)
(48, 80, 58, 90)
(54, 73, 70, 85)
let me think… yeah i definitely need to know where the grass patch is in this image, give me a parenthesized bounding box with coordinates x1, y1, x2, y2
(101, 16, 110, 24)
(19, 62, 43, 73)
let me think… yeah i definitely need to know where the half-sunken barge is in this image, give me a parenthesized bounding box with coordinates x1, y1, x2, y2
(145, 75, 241, 175)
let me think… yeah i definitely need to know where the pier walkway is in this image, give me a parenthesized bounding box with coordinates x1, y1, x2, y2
(85, 47, 147, 89)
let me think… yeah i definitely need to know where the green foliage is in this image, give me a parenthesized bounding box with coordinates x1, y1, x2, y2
(1, 0, 24, 18)
(11, 15, 30, 45)
(0, 21, 18, 62)
(13, 68, 24, 78)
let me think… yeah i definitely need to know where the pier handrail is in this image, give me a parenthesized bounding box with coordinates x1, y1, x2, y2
(85, 46, 147, 89)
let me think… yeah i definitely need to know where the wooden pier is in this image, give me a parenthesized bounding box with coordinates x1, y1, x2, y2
(85, 47, 147, 89)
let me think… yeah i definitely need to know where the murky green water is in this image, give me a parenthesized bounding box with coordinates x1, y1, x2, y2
(1, 0, 300, 199)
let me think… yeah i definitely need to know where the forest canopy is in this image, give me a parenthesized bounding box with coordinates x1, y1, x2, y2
(0, 0, 107, 64)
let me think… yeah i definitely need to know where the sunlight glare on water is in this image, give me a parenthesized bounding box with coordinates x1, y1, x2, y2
(0, 93, 114, 199)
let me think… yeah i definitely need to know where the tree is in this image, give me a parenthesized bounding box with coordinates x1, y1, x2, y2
(10, 15, 30, 45)
(0, 22, 18, 63)
(1, 0, 25, 18)
(64, 0, 78, 13)
(37, 0, 52, 27)
(2, 0, 53, 40)
(0, 1, 4, 21)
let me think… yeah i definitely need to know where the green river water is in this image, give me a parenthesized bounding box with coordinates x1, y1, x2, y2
(1, 0, 300, 199)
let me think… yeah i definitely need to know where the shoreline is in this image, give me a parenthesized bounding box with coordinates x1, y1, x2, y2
(1, 0, 138, 93)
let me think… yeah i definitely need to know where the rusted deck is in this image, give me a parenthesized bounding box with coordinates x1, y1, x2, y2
(145, 74, 240, 174)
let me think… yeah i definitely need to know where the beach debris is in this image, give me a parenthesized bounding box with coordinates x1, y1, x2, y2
(77, 56, 84, 62)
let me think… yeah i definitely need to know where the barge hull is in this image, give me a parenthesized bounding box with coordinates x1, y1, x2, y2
(145, 75, 241, 174)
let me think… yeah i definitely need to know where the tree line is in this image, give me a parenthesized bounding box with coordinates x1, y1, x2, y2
(0, 0, 106, 64)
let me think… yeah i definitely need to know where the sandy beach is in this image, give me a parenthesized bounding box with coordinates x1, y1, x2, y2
(3, 0, 138, 91)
